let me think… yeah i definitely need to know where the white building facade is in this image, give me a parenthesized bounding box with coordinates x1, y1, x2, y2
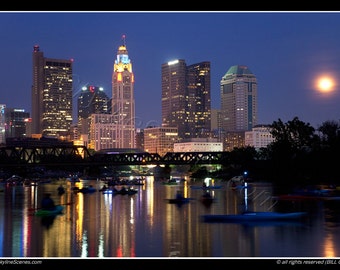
(173, 138, 223, 152)
(244, 125, 274, 150)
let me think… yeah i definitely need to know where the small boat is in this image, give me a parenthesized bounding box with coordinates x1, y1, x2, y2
(118, 187, 138, 195)
(102, 187, 138, 195)
(78, 186, 96, 193)
(162, 179, 180, 186)
(166, 197, 192, 205)
(201, 211, 307, 223)
(35, 205, 64, 217)
(274, 194, 340, 201)
(166, 190, 193, 206)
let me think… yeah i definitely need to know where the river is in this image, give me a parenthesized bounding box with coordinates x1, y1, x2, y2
(0, 176, 340, 260)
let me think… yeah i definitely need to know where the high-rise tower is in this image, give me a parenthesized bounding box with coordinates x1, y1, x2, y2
(31, 45, 73, 138)
(161, 59, 211, 140)
(112, 35, 135, 148)
(187, 61, 211, 137)
(77, 85, 110, 137)
(220, 65, 257, 132)
(161, 59, 187, 138)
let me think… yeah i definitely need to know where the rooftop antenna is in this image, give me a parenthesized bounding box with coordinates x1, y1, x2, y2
(122, 34, 126, 46)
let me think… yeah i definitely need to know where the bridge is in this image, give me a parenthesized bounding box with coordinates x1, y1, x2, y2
(0, 145, 230, 168)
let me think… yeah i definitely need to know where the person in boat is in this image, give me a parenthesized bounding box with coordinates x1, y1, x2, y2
(176, 190, 184, 200)
(57, 184, 65, 194)
(41, 193, 56, 211)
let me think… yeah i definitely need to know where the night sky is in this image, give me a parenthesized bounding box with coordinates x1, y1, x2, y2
(1, 11, 340, 129)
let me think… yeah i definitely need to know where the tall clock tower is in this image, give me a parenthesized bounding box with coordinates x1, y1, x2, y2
(112, 35, 135, 148)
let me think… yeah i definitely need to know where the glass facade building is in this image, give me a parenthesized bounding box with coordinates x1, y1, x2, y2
(161, 59, 211, 141)
(220, 65, 257, 133)
(31, 45, 73, 138)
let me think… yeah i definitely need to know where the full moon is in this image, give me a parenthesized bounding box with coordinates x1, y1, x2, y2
(316, 76, 335, 93)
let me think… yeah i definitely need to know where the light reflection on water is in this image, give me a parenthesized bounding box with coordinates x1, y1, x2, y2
(0, 177, 340, 258)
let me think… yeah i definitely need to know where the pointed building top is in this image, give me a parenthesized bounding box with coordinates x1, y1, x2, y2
(117, 34, 128, 53)
(122, 34, 126, 46)
(114, 35, 132, 73)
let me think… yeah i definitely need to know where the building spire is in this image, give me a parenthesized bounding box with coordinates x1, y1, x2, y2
(122, 34, 126, 47)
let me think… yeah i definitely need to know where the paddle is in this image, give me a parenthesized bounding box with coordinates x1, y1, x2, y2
(28, 201, 74, 212)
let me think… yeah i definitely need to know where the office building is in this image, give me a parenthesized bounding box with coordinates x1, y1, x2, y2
(31, 45, 73, 138)
(186, 61, 211, 137)
(245, 125, 274, 150)
(173, 138, 223, 152)
(224, 131, 246, 152)
(77, 85, 110, 138)
(89, 114, 118, 151)
(161, 59, 211, 140)
(4, 108, 30, 138)
(143, 126, 179, 157)
(211, 108, 223, 141)
(220, 65, 257, 132)
(111, 35, 135, 149)
(135, 128, 144, 151)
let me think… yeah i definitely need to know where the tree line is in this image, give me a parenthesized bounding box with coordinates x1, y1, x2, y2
(217, 116, 340, 188)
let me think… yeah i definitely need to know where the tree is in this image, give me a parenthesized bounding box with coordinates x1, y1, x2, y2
(270, 116, 316, 152)
(315, 120, 340, 181)
(267, 117, 317, 185)
(317, 120, 340, 147)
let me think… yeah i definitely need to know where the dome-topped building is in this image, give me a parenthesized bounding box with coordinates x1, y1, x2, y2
(220, 65, 257, 133)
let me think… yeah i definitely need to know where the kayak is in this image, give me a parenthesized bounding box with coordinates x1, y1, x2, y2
(103, 188, 138, 195)
(166, 197, 194, 206)
(35, 205, 64, 216)
(201, 211, 307, 223)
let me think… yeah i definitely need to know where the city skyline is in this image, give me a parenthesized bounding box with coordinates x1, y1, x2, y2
(1, 11, 340, 129)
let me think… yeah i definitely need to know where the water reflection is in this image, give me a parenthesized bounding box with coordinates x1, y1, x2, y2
(0, 177, 340, 257)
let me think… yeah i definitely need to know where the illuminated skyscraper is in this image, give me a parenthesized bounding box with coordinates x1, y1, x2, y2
(77, 85, 110, 137)
(111, 35, 135, 148)
(161, 59, 211, 140)
(31, 45, 73, 138)
(187, 61, 211, 137)
(220, 65, 257, 132)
